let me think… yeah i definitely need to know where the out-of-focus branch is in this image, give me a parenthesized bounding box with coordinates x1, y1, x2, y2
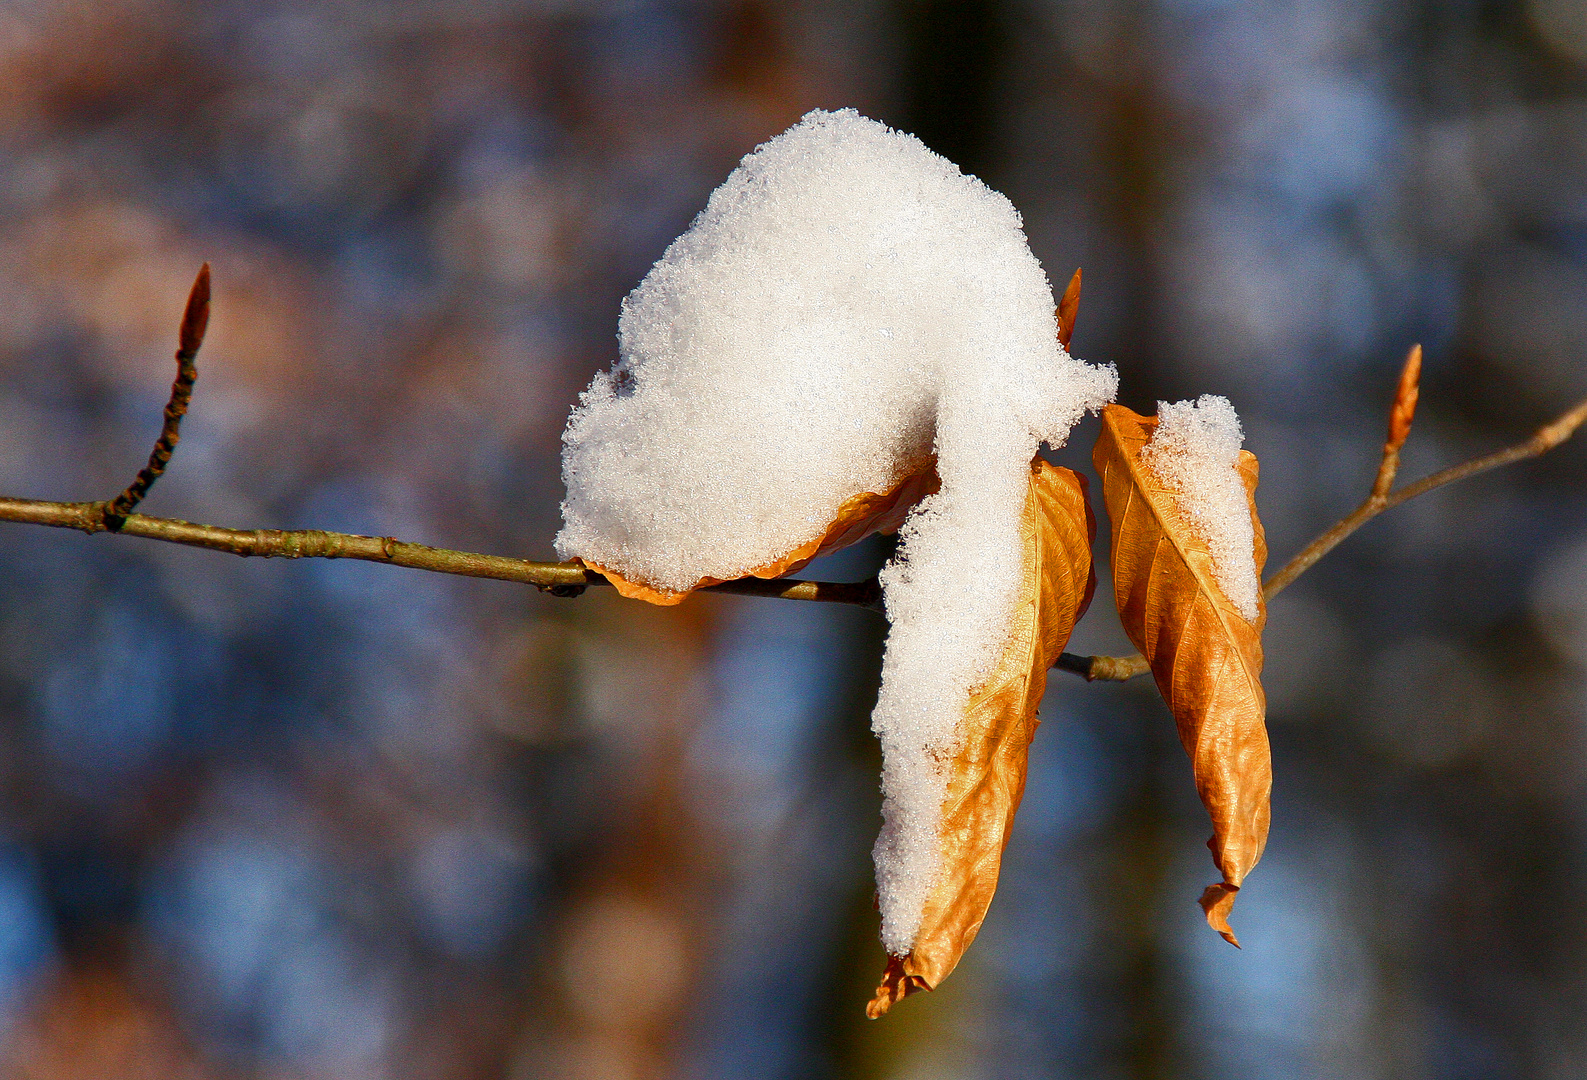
(1062, 346, 1587, 682)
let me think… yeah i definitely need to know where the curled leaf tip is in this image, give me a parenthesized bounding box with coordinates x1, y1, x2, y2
(866, 956, 931, 1019)
(1198, 882, 1242, 948)
(1057, 267, 1082, 350)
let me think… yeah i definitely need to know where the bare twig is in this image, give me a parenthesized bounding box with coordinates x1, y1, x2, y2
(0, 497, 884, 610)
(1062, 347, 1587, 682)
(1371, 394, 1587, 513)
(103, 264, 210, 530)
(1256, 344, 1422, 601)
(1262, 354, 1585, 599)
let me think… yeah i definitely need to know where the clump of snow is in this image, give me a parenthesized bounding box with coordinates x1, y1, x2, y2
(1140, 395, 1261, 621)
(556, 108, 1117, 955)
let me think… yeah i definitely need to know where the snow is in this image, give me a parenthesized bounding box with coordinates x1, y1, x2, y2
(556, 108, 1117, 954)
(1140, 395, 1261, 621)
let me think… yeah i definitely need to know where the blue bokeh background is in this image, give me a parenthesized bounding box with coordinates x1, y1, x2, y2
(0, 2, 1585, 1077)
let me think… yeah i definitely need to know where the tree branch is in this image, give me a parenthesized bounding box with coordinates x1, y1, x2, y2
(0, 497, 883, 610)
(1258, 343, 1424, 600)
(0, 265, 1084, 620)
(1062, 345, 1587, 681)
(1, 272, 1579, 650)
(0, 265, 884, 611)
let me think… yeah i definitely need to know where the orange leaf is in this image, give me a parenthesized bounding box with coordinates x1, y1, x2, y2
(580, 460, 940, 605)
(1092, 404, 1269, 947)
(867, 459, 1096, 1017)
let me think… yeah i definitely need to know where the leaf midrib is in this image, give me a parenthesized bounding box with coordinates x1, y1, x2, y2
(1110, 413, 1262, 711)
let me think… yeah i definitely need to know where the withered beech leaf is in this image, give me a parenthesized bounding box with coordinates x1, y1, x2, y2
(867, 459, 1095, 1018)
(580, 459, 941, 605)
(1092, 404, 1270, 947)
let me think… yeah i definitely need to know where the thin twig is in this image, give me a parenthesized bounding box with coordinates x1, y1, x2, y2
(103, 264, 210, 529)
(0, 497, 885, 610)
(1063, 347, 1587, 682)
(1262, 363, 1585, 600)
(1374, 394, 1587, 513)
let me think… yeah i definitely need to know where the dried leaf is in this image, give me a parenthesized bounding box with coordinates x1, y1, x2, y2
(590, 266, 1084, 607)
(867, 459, 1096, 1017)
(581, 459, 940, 605)
(1092, 404, 1269, 947)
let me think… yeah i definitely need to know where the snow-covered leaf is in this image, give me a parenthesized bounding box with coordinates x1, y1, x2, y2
(1093, 403, 1269, 946)
(867, 460, 1095, 1016)
(556, 109, 1116, 971)
(579, 459, 938, 605)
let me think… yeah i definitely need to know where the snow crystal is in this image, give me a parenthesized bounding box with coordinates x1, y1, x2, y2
(1140, 395, 1261, 621)
(556, 108, 1117, 954)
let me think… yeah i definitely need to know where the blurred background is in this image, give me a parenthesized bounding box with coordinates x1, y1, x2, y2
(0, 0, 1585, 1077)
